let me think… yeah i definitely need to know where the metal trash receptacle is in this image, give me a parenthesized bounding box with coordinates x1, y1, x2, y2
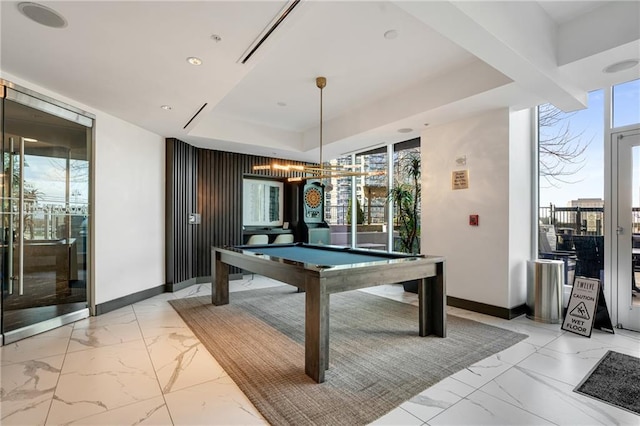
(526, 259, 564, 324)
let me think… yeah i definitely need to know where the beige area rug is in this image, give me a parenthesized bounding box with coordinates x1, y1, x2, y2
(169, 287, 527, 426)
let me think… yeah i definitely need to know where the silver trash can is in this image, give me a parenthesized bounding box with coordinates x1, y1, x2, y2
(526, 259, 564, 324)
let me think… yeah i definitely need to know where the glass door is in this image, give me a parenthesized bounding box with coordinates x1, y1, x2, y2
(1, 85, 92, 343)
(615, 128, 640, 332)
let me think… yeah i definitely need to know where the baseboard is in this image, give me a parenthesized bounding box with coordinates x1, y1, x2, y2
(167, 278, 197, 292)
(95, 284, 166, 315)
(447, 296, 526, 320)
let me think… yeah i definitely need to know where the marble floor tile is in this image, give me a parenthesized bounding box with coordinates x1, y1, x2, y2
(2, 277, 638, 426)
(163, 376, 266, 425)
(171, 283, 212, 300)
(72, 305, 134, 328)
(57, 395, 173, 425)
(131, 294, 179, 314)
(400, 377, 476, 422)
(368, 407, 424, 425)
(488, 321, 563, 348)
(428, 389, 554, 425)
(493, 340, 541, 365)
(0, 354, 64, 425)
(480, 365, 640, 425)
(449, 354, 513, 389)
(67, 310, 143, 352)
(145, 330, 228, 394)
(516, 345, 609, 387)
(46, 339, 162, 425)
(1, 325, 73, 366)
(559, 327, 640, 354)
(134, 309, 189, 339)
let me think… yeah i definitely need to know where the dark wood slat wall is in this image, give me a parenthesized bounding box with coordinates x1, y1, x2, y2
(166, 138, 198, 286)
(167, 138, 309, 287)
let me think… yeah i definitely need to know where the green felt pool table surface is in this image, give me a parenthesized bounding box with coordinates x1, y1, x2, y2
(237, 242, 416, 268)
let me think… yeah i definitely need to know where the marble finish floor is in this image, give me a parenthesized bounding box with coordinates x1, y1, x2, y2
(1, 276, 639, 425)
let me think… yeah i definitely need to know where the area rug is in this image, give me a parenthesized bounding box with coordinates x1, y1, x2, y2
(575, 350, 640, 415)
(169, 287, 527, 426)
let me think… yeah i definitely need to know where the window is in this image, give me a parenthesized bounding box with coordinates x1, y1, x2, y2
(613, 79, 640, 128)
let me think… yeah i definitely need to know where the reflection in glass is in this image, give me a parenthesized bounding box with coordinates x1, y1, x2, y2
(324, 155, 354, 247)
(1, 97, 91, 334)
(356, 149, 388, 251)
(632, 146, 640, 304)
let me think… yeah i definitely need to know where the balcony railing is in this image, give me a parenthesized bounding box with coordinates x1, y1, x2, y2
(539, 205, 640, 236)
(327, 204, 640, 235)
(325, 205, 394, 225)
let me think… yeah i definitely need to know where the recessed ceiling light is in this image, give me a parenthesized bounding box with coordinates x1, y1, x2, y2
(384, 30, 398, 40)
(187, 57, 203, 66)
(397, 128, 413, 133)
(603, 59, 639, 73)
(18, 2, 67, 28)
(277, 101, 287, 107)
(161, 105, 172, 111)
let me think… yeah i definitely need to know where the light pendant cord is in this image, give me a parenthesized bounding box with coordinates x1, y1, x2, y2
(316, 76, 326, 174)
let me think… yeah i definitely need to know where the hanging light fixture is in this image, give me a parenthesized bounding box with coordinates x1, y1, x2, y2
(253, 76, 385, 182)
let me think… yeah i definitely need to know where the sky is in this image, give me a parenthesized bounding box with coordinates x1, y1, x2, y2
(539, 78, 640, 207)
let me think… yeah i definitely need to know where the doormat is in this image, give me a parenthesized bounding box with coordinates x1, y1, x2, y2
(575, 350, 640, 415)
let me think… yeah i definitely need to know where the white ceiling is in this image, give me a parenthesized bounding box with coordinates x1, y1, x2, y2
(1, 1, 638, 163)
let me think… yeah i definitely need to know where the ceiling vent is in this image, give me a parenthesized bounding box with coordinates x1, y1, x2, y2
(239, 0, 301, 64)
(183, 103, 208, 130)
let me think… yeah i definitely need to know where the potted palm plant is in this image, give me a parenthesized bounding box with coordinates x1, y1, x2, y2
(388, 151, 421, 292)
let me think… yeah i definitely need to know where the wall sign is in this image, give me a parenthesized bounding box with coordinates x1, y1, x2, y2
(562, 277, 600, 337)
(451, 170, 469, 190)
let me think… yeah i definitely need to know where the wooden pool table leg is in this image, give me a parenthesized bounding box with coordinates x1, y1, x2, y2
(418, 260, 446, 337)
(305, 279, 329, 383)
(212, 252, 229, 306)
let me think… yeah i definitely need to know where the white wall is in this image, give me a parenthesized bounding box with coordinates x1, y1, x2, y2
(508, 109, 533, 308)
(1, 72, 165, 306)
(93, 115, 165, 304)
(422, 108, 532, 310)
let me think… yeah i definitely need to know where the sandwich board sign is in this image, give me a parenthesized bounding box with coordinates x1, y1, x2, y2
(562, 276, 602, 337)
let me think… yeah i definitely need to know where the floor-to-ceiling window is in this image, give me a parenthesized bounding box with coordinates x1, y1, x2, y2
(355, 147, 388, 250)
(325, 138, 420, 254)
(392, 139, 421, 254)
(1, 83, 93, 343)
(537, 89, 605, 295)
(537, 78, 640, 331)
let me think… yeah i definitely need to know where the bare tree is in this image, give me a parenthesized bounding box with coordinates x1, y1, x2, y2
(538, 103, 592, 187)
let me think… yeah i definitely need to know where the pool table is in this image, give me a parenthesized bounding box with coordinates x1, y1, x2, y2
(211, 243, 446, 383)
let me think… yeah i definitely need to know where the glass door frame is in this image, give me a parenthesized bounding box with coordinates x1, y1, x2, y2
(610, 126, 640, 331)
(1, 80, 95, 344)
